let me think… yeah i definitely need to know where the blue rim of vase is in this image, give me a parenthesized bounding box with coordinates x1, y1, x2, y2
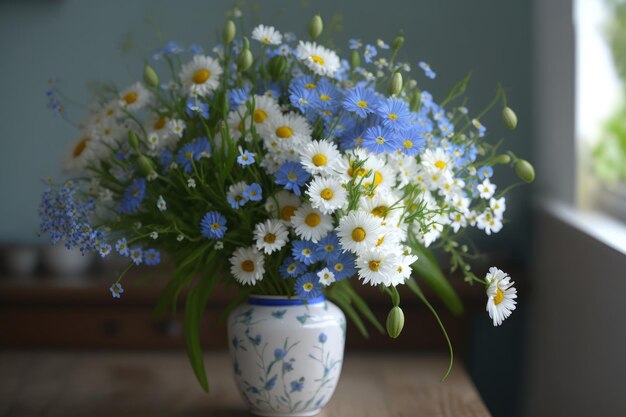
(248, 295, 326, 306)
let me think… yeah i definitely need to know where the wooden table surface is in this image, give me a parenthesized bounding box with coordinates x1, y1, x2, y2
(0, 351, 491, 417)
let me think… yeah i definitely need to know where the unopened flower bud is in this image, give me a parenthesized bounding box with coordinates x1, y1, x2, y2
(350, 50, 361, 69)
(388, 72, 403, 96)
(386, 306, 405, 339)
(223, 20, 236, 44)
(515, 159, 535, 183)
(242, 37, 250, 50)
(308, 14, 323, 40)
(136, 155, 155, 177)
(493, 154, 512, 165)
(143, 65, 159, 88)
(392, 35, 405, 51)
(502, 106, 518, 130)
(409, 92, 420, 111)
(268, 55, 288, 80)
(128, 130, 139, 150)
(237, 48, 253, 71)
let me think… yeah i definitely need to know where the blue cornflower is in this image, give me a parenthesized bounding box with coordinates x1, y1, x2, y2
(119, 178, 146, 214)
(186, 97, 209, 119)
(159, 149, 173, 167)
(477, 166, 494, 180)
(115, 238, 129, 256)
(130, 247, 143, 265)
(334, 59, 351, 81)
(362, 125, 401, 154)
(237, 148, 256, 166)
(243, 183, 263, 202)
(338, 128, 365, 151)
(343, 87, 380, 118)
(398, 127, 426, 156)
(98, 243, 112, 258)
(189, 44, 203, 54)
(228, 85, 251, 108)
(466, 144, 478, 162)
(419, 61, 436, 79)
(290, 379, 304, 393)
(200, 211, 228, 240)
(176, 137, 211, 174)
(275, 161, 310, 196)
(295, 273, 323, 299)
(110, 283, 124, 298)
(292, 240, 318, 266)
(363, 44, 377, 63)
(349, 39, 362, 49)
(144, 249, 161, 266)
(376, 98, 412, 131)
(314, 79, 341, 111)
(289, 78, 319, 113)
(279, 256, 307, 279)
(319, 333, 328, 343)
(268, 44, 293, 57)
(328, 252, 356, 281)
(274, 348, 286, 359)
(284, 32, 297, 42)
(152, 41, 183, 60)
(315, 233, 341, 262)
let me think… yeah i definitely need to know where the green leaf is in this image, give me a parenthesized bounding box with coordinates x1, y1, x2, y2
(338, 281, 384, 334)
(441, 71, 472, 107)
(409, 244, 463, 316)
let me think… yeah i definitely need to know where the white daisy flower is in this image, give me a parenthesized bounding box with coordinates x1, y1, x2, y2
(253, 219, 289, 254)
(306, 176, 348, 215)
(476, 210, 503, 235)
(467, 210, 479, 226)
(147, 131, 160, 150)
(249, 95, 282, 126)
(291, 203, 333, 243)
(187, 178, 196, 188)
(490, 197, 506, 217)
(356, 248, 401, 287)
(420, 148, 454, 178)
(477, 179, 496, 199)
(485, 267, 517, 326)
(119, 82, 152, 111)
(337, 210, 384, 254)
(268, 190, 302, 222)
(396, 248, 418, 284)
(176, 234, 185, 242)
(449, 211, 467, 233)
(299, 139, 342, 175)
(64, 133, 104, 172)
(180, 55, 223, 96)
(150, 232, 159, 240)
(260, 112, 312, 150)
(157, 195, 167, 211)
(359, 192, 402, 226)
(215, 241, 224, 250)
(100, 100, 122, 122)
(317, 268, 336, 286)
(251, 24, 282, 45)
(168, 119, 186, 138)
(296, 41, 341, 77)
(230, 246, 265, 285)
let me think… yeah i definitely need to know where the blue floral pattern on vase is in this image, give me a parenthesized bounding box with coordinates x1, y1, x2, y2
(228, 296, 346, 417)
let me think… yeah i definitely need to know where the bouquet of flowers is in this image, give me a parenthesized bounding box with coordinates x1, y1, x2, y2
(41, 12, 534, 389)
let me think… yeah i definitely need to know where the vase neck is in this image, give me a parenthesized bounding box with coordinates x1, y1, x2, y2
(248, 295, 325, 306)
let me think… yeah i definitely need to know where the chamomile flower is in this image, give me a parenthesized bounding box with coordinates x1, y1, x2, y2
(296, 41, 341, 77)
(261, 112, 312, 149)
(295, 273, 322, 299)
(299, 139, 342, 175)
(252, 24, 282, 45)
(477, 179, 496, 199)
(200, 211, 228, 240)
(230, 246, 265, 285)
(227, 181, 249, 209)
(317, 268, 336, 286)
(119, 82, 151, 111)
(64, 134, 101, 172)
(337, 210, 384, 254)
(254, 219, 289, 254)
(249, 95, 282, 127)
(306, 176, 347, 214)
(485, 267, 517, 326)
(421, 147, 454, 179)
(269, 190, 302, 222)
(291, 203, 333, 243)
(167, 119, 186, 138)
(180, 55, 223, 96)
(356, 249, 401, 287)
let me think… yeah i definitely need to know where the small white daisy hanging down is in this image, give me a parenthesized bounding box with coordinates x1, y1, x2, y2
(119, 82, 152, 111)
(306, 176, 348, 215)
(157, 195, 167, 211)
(230, 246, 265, 285)
(291, 203, 333, 243)
(180, 55, 223, 97)
(251, 24, 283, 45)
(485, 267, 517, 326)
(296, 41, 341, 77)
(253, 219, 289, 254)
(317, 268, 336, 286)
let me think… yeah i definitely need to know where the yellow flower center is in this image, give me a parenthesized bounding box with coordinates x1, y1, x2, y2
(253, 109, 268, 123)
(320, 188, 334, 200)
(262, 37, 270, 44)
(403, 140, 413, 149)
(73, 138, 89, 158)
(368, 260, 381, 272)
(305, 83, 316, 89)
(371, 206, 388, 218)
(211, 223, 221, 230)
(320, 94, 331, 101)
(123, 92, 138, 105)
(494, 288, 505, 305)
(303, 282, 314, 291)
(434, 160, 447, 170)
(310, 55, 325, 65)
(281, 205, 296, 221)
(154, 117, 166, 130)
(305, 213, 321, 227)
(388, 113, 398, 120)
(132, 188, 140, 197)
(334, 263, 344, 271)
(241, 260, 255, 272)
(376, 236, 385, 247)
(287, 173, 297, 181)
(185, 151, 193, 159)
(264, 233, 276, 243)
(312, 153, 327, 166)
(352, 227, 366, 242)
(375, 136, 385, 145)
(325, 244, 334, 252)
(192, 69, 211, 84)
(356, 100, 368, 108)
(276, 126, 293, 139)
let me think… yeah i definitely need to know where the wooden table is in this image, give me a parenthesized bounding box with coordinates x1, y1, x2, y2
(0, 351, 490, 417)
